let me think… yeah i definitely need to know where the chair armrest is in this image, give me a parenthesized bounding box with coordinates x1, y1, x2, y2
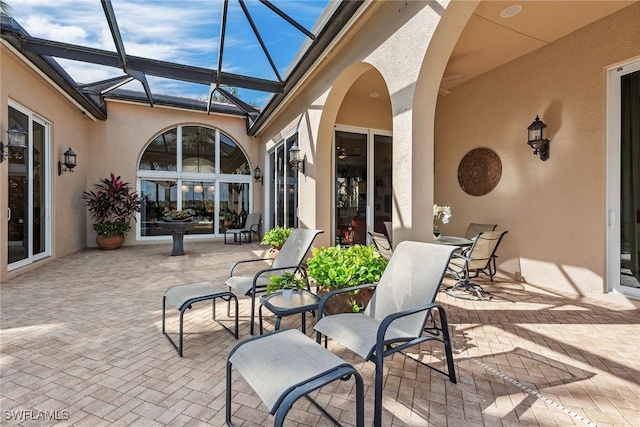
(248, 265, 309, 296)
(316, 283, 377, 322)
(229, 258, 273, 276)
(376, 302, 441, 347)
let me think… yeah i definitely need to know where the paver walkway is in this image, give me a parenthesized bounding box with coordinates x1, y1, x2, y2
(1, 240, 639, 426)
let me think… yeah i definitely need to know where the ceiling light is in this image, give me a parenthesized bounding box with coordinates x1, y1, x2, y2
(500, 5, 522, 18)
(369, 92, 380, 98)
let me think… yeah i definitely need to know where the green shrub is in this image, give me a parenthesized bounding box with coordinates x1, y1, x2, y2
(261, 226, 293, 248)
(307, 244, 388, 290)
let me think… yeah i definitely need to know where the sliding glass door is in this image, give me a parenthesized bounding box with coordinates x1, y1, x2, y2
(7, 103, 51, 269)
(334, 127, 392, 246)
(607, 59, 640, 298)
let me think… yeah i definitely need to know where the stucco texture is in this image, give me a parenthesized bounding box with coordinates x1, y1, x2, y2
(1, 45, 92, 281)
(434, 3, 640, 297)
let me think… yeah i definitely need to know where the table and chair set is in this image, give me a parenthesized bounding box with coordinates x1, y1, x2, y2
(161, 222, 508, 426)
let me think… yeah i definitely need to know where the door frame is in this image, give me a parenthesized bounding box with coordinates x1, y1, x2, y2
(7, 100, 52, 271)
(606, 58, 640, 298)
(333, 124, 392, 244)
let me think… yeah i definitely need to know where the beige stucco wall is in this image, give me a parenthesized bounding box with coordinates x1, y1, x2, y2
(258, 0, 457, 247)
(85, 100, 257, 247)
(434, 3, 640, 297)
(1, 44, 93, 282)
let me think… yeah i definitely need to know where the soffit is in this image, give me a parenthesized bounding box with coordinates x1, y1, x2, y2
(440, 0, 636, 91)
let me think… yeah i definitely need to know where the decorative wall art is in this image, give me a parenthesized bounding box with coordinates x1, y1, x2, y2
(457, 148, 502, 196)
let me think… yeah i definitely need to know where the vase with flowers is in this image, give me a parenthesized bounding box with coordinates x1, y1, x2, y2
(433, 204, 452, 238)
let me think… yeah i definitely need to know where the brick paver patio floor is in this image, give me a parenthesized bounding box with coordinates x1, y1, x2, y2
(1, 240, 639, 426)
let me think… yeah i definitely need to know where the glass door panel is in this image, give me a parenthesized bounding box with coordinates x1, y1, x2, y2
(32, 121, 46, 256)
(373, 135, 392, 237)
(183, 181, 215, 235)
(8, 108, 30, 265)
(619, 69, 640, 290)
(140, 179, 177, 236)
(220, 182, 249, 233)
(335, 131, 367, 245)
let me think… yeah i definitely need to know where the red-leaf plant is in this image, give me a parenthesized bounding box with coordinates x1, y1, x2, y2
(81, 173, 144, 236)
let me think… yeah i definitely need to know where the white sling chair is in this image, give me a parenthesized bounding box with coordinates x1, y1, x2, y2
(226, 228, 323, 335)
(314, 241, 458, 427)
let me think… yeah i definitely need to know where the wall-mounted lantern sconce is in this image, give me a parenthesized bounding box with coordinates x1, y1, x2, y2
(527, 115, 550, 161)
(58, 147, 77, 175)
(289, 142, 305, 174)
(253, 165, 263, 184)
(0, 123, 28, 163)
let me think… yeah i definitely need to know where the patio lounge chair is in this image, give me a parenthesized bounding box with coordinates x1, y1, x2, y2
(224, 213, 261, 244)
(464, 222, 497, 239)
(367, 230, 393, 260)
(226, 228, 323, 335)
(444, 230, 508, 300)
(314, 241, 459, 427)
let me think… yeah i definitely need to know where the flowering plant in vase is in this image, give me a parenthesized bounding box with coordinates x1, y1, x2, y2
(433, 204, 452, 237)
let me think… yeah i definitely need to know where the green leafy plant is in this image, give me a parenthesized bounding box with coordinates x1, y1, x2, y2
(81, 173, 144, 236)
(307, 244, 388, 312)
(261, 226, 293, 248)
(266, 272, 306, 295)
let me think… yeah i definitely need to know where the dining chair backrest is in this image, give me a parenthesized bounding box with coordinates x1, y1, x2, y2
(465, 223, 498, 239)
(383, 221, 393, 244)
(367, 231, 393, 261)
(465, 230, 508, 270)
(244, 213, 261, 229)
(364, 241, 458, 336)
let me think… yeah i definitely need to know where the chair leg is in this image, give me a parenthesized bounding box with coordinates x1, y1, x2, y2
(436, 307, 457, 383)
(373, 351, 384, 427)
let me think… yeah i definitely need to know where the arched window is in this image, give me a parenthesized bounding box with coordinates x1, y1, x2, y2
(137, 125, 252, 239)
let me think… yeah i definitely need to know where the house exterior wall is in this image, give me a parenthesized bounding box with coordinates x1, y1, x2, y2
(87, 101, 255, 247)
(434, 3, 640, 298)
(257, 0, 462, 247)
(1, 45, 92, 282)
(0, 44, 256, 280)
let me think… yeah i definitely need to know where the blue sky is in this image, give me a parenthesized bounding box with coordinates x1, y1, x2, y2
(8, 0, 330, 106)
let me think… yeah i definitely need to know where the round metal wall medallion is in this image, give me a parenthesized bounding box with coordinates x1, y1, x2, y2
(457, 148, 502, 196)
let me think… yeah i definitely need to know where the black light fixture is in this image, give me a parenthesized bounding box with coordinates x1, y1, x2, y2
(527, 115, 550, 161)
(0, 123, 28, 163)
(337, 148, 347, 160)
(58, 147, 77, 175)
(289, 142, 305, 173)
(253, 165, 263, 184)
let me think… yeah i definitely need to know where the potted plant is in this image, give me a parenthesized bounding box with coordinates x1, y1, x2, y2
(81, 173, 143, 250)
(266, 272, 306, 300)
(261, 226, 293, 251)
(307, 244, 388, 313)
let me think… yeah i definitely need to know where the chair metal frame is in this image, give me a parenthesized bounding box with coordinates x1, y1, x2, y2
(367, 230, 393, 260)
(445, 230, 508, 301)
(224, 213, 262, 244)
(226, 229, 323, 335)
(314, 241, 458, 427)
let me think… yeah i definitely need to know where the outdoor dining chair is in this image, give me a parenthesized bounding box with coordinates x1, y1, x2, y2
(444, 230, 508, 300)
(367, 230, 393, 261)
(224, 213, 261, 244)
(226, 228, 323, 335)
(314, 241, 459, 427)
(464, 222, 497, 239)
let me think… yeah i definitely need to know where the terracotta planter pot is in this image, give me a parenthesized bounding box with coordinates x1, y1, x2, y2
(316, 287, 375, 315)
(96, 234, 125, 250)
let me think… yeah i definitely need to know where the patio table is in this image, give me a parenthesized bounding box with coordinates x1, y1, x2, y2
(435, 235, 474, 247)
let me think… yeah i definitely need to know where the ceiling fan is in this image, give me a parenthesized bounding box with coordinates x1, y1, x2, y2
(336, 146, 365, 159)
(439, 74, 465, 96)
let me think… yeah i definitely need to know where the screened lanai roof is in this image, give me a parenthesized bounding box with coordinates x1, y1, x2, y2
(0, 0, 364, 132)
